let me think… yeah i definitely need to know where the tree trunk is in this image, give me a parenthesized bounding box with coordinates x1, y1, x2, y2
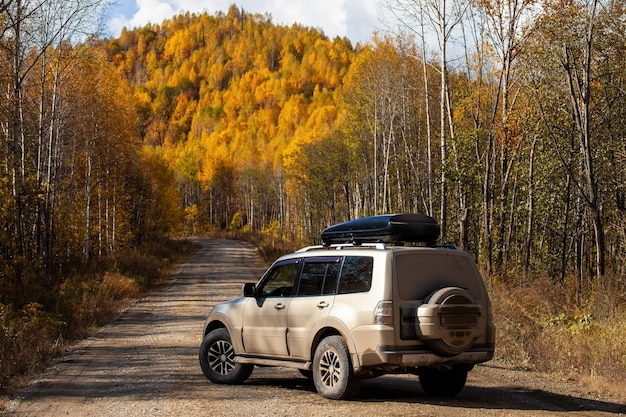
(419, 5, 434, 217)
(561, 0, 605, 280)
(439, 0, 448, 240)
(524, 137, 537, 280)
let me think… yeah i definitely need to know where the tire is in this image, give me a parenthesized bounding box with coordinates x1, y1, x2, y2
(312, 336, 360, 400)
(419, 287, 478, 356)
(199, 328, 253, 384)
(419, 367, 467, 397)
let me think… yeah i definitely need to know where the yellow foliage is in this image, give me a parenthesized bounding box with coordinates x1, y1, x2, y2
(163, 28, 195, 62)
(109, 9, 354, 193)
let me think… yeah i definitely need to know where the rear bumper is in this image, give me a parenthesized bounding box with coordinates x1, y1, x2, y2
(350, 323, 495, 370)
(359, 344, 495, 368)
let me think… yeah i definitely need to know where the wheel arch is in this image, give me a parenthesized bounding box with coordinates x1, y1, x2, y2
(202, 314, 244, 353)
(309, 324, 361, 370)
(204, 319, 227, 336)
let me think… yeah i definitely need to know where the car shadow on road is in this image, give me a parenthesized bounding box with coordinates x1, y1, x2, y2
(362, 376, 626, 414)
(245, 374, 626, 414)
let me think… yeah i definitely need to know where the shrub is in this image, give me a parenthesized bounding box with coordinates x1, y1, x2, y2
(101, 273, 140, 299)
(492, 275, 626, 394)
(0, 238, 196, 396)
(0, 303, 64, 394)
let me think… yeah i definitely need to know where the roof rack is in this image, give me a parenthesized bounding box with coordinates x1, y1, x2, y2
(294, 242, 460, 254)
(295, 242, 388, 253)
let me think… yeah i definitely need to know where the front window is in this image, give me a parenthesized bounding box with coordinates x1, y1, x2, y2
(259, 261, 299, 297)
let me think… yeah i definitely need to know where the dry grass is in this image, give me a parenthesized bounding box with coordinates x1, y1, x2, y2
(101, 273, 141, 299)
(0, 303, 64, 396)
(0, 239, 197, 397)
(491, 274, 626, 399)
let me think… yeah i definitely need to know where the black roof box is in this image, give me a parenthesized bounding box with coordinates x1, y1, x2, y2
(321, 214, 440, 246)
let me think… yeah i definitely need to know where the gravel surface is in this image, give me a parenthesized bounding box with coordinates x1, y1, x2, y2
(3, 239, 625, 416)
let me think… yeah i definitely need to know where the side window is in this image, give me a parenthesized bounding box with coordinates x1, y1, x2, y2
(297, 263, 326, 296)
(296, 258, 341, 296)
(260, 261, 299, 297)
(322, 263, 340, 294)
(338, 256, 374, 294)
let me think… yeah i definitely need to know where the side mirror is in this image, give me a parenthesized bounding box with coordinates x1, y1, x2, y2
(242, 282, 256, 297)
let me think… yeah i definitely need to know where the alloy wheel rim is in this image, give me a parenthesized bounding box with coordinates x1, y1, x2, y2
(208, 339, 235, 375)
(319, 349, 342, 388)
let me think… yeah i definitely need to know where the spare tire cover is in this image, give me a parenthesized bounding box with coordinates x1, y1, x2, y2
(417, 287, 479, 357)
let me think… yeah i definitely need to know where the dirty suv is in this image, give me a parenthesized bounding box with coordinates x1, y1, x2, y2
(199, 214, 495, 399)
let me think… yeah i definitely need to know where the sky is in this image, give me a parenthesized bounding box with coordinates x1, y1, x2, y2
(105, 0, 382, 45)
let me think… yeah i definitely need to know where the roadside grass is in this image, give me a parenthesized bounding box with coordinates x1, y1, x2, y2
(491, 275, 626, 400)
(0, 239, 197, 399)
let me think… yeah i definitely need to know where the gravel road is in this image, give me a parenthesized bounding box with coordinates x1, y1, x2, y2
(3, 239, 625, 416)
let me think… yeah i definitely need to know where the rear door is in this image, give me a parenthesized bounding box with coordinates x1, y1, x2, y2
(242, 259, 300, 356)
(286, 256, 341, 359)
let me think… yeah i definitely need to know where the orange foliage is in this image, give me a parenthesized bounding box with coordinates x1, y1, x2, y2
(105, 8, 355, 190)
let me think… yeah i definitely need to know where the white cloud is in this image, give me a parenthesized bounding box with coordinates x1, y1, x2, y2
(132, 0, 176, 26)
(106, 0, 379, 44)
(344, 0, 379, 44)
(266, 0, 346, 37)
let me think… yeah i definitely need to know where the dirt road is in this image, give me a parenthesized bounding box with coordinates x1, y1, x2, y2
(3, 239, 625, 416)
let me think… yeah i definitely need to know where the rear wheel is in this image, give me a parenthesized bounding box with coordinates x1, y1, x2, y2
(312, 336, 360, 400)
(199, 328, 253, 384)
(419, 367, 467, 397)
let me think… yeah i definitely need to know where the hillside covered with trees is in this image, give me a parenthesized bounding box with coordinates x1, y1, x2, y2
(105, 4, 625, 283)
(1, 0, 625, 395)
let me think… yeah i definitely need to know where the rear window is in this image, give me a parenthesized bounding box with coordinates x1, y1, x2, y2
(395, 252, 482, 300)
(294, 255, 373, 296)
(297, 258, 341, 296)
(338, 256, 373, 294)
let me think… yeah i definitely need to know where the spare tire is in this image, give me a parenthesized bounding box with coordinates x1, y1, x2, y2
(416, 287, 482, 357)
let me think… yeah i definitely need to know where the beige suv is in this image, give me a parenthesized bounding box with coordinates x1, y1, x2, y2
(199, 214, 495, 399)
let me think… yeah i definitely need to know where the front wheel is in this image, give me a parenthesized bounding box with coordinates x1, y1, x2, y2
(199, 328, 253, 384)
(312, 335, 360, 400)
(418, 367, 467, 397)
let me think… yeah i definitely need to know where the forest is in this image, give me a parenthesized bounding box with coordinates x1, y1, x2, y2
(1, 0, 625, 395)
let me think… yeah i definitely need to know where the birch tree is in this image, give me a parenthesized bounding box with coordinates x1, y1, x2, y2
(525, 0, 625, 283)
(384, 0, 466, 240)
(469, 0, 536, 274)
(0, 0, 112, 302)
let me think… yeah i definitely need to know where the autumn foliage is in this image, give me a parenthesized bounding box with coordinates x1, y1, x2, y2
(104, 7, 354, 237)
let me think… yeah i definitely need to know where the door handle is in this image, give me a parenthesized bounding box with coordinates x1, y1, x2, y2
(316, 301, 329, 309)
(274, 303, 286, 310)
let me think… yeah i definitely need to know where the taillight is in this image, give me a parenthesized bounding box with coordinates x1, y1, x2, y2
(374, 300, 393, 325)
